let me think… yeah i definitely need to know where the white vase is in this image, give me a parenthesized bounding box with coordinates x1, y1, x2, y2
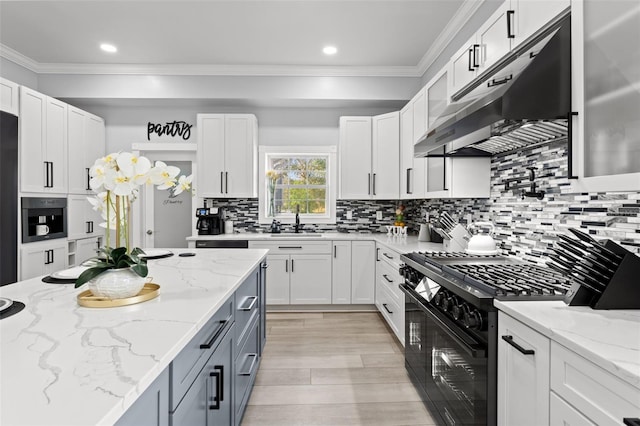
(88, 268, 145, 299)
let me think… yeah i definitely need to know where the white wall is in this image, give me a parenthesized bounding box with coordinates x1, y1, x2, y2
(0, 57, 38, 89)
(72, 102, 400, 153)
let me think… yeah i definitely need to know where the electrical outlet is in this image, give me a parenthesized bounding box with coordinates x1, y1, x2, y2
(376, 211, 383, 220)
(346, 210, 353, 220)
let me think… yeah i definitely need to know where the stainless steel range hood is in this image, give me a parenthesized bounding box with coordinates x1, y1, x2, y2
(415, 12, 571, 157)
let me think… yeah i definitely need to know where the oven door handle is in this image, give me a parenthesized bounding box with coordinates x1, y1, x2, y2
(401, 284, 486, 358)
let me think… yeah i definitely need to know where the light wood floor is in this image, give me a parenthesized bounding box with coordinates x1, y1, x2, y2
(241, 312, 435, 426)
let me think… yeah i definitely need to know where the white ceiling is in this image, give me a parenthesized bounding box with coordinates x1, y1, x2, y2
(0, 0, 481, 77)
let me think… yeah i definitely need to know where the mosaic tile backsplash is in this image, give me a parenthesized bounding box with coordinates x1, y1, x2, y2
(208, 138, 640, 260)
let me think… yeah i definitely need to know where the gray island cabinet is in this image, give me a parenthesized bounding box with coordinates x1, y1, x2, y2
(0, 249, 267, 426)
(116, 261, 266, 426)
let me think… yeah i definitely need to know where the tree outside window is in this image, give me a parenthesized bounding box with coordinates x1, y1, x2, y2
(266, 155, 328, 217)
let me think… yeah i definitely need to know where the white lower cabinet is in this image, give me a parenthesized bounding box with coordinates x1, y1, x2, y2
(74, 237, 100, 265)
(20, 240, 67, 280)
(550, 392, 596, 426)
(498, 311, 640, 426)
(249, 241, 331, 305)
(498, 311, 550, 426)
(351, 241, 375, 304)
(374, 243, 404, 345)
(68, 195, 101, 240)
(331, 241, 352, 304)
(289, 255, 332, 304)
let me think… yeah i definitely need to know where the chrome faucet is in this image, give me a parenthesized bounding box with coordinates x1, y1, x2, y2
(294, 204, 301, 233)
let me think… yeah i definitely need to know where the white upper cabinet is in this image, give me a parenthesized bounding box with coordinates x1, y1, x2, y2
(411, 89, 427, 143)
(197, 114, 257, 198)
(68, 106, 105, 195)
(569, 0, 640, 192)
(449, 0, 569, 97)
(20, 86, 68, 194)
(339, 116, 373, 199)
(339, 113, 399, 200)
(371, 111, 400, 199)
(0, 77, 19, 115)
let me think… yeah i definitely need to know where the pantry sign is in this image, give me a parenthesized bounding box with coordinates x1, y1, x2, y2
(147, 120, 193, 141)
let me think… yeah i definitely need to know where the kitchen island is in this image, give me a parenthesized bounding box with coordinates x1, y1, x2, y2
(0, 248, 268, 426)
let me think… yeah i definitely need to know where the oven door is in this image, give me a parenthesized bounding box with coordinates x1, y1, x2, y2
(403, 285, 488, 426)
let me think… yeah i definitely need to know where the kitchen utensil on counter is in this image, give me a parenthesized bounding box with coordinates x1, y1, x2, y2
(418, 224, 431, 242)
(547, 228, 640, 309)
(465, 222, 499, 255)
(437, 212, 471, 252)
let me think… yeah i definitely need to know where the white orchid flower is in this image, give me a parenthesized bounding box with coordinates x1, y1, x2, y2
(172, 174, 193, 196)
(149, 161, 180, 189)
(116, 152, 151, 183)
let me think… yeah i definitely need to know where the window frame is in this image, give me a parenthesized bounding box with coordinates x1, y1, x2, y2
(258, 145, 337, 225)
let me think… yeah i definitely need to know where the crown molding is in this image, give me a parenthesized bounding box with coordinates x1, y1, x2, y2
(416, 0, 486, 77)
(0, 44, 40, 73)
(0, 44, 422, 77)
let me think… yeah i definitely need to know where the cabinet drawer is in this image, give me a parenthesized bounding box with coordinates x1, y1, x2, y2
(235, 268, 259, 350)
(377, 244, 402, 269)
(375, 280, 403, 342)
(235, 318, 260, 422)
(376, 259, 402, 306)
(249, 240, 331, 254)
(170, 297, 234, 411)
(550, 341, 640, 426)
(550, 391, 597, 426)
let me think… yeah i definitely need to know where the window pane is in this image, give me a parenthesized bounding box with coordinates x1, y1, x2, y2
(308, 172, 326, 185)
(308, 158, 326, 171)
(308, 188, 326, 200)
(288, 170, 306, 185)
(308, 200, 326, 213)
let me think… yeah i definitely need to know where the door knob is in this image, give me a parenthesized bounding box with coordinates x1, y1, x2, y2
(146, 230, 153, 235)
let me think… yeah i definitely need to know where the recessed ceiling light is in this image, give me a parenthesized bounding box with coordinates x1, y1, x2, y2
(100, 43, 117, 53)
(323, 46, 337, 55)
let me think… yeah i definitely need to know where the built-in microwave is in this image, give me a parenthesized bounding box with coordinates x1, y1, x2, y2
(21, 197, 67, 243)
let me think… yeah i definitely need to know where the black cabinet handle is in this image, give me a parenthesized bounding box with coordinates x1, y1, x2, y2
(278, 246, 302, 249)
(372, 173, 376, 196)
(200, 318, 229, 349)
(624, 418, 640, 426)
(567, 111, 579, 179)
(44, 250, 49, 265)
(473, 44, 480, 68)
(506, 10, 515, 38)
(86, 221, 91, 234)
(406, 168, 413, 194)
(49, 162, 54, 188)
(487, 75, 513, 87)
(468, 48, 474, 72)
(367, 173, 371, 195)
(334, 246, 337, 258)
(383, 303, 393, 314)
(220, 171, 224, 193)
(291, 259, 294, 273)
(91, 221, 94, 233)
(383, 253, 394, 260)
(208, 368, 221, 410)
(225, 172, 228, 193)
(238, 354, 258, 376)
(376, 248, 380, 262)
(239, 296, 258, 312)
(382, 274, 393, 283)
(86, 168, 91, 190)
(285, 259, 288, 273)
(502, 335, 535, 355)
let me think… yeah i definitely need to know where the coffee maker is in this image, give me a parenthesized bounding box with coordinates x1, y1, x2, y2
(196, 206, 224, 235)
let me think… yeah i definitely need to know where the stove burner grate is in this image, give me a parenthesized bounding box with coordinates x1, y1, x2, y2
(444, 263, 572, 297)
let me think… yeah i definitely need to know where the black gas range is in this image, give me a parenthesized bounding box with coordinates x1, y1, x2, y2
(399, 251, 572, 426)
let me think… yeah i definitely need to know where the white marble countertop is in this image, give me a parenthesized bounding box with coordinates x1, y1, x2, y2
(494, 300, 640, 390)
(0, 248, 268, 426)
(187, 233, 445, 255)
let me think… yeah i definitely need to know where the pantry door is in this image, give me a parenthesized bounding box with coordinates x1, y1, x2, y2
(132, 145, 196, 249)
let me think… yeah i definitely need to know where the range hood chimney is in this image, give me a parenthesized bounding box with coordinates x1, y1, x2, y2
(414, 12, 571, 157)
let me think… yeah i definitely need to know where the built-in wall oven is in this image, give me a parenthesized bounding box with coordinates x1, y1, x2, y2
(400, 252, 572, 426)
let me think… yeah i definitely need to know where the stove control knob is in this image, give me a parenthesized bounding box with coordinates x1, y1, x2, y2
(442, 295, 457, 313)
(433, 290, 448, 307)
(451, 302, 466, 321)
(463, 309, 483, 330)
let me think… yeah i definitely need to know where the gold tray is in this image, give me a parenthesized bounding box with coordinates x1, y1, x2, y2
(77, 283, 160, 308)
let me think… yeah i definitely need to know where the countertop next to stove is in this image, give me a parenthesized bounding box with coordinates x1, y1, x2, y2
(494, 300, 640, 390)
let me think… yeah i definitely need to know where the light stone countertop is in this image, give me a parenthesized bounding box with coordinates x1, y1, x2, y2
(0, 248, 268, 426)
(187, 233, 445, 255)
(494, 300, 640, 390)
